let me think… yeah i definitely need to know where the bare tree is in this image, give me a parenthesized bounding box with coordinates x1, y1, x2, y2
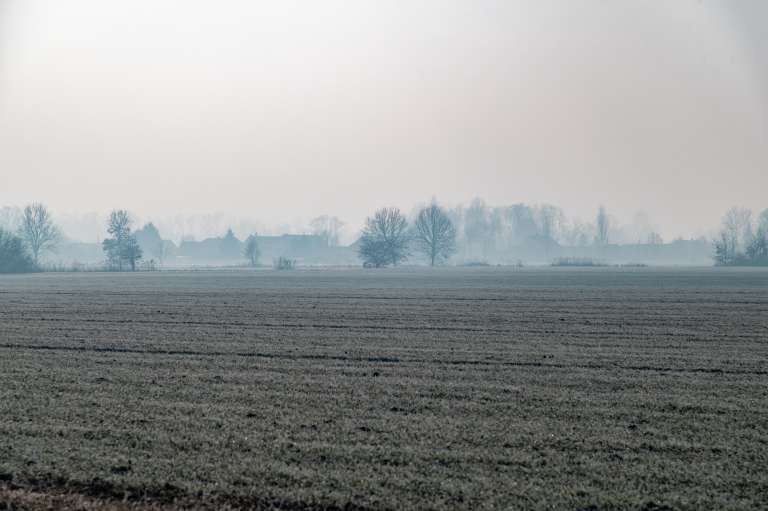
(358, 207, 410, 267)
(311, 215, 344, 247)
(715, 207, 763, 265)
(759, 209, 768, 233)
(488, 207, 509, 252)
(713, 230, 733, 266)
(750, 209, 768, 265)
(464, 198, 490, 257)
(745, 226, 768, 264)
(413, 202, 456, 266)
(535, 204, 565, 242)
(102, 210, 142, 271)
(244, 234, 260, 267)
(562, 219, 594, 247)
(721, 207, 753, 254)
(505, 204, 538, 243)
(18, 203, 61, 264)
(595, 205, 609, 245)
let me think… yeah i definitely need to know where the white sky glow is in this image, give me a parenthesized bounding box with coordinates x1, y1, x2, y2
(1, 1, 766, 241)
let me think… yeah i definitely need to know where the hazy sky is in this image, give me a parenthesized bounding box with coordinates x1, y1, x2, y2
(1, 0, 766, 240)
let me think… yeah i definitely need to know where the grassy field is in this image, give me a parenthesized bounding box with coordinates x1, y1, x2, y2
(1, 267, 767, 510)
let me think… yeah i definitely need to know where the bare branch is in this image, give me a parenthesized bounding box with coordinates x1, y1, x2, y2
(413, 202, 456, 266)
(19, 203, 61, 264)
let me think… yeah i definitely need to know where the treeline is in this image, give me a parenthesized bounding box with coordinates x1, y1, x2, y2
(433, 200, 620, 261)
(1, 200, 766, 272)
(0, 200, 626, 272)
(713, 207, 768, 266)
(355, 201, 640, 267)
(0, 204, 154, 273)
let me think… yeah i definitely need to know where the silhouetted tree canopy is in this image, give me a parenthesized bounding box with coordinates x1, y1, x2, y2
(358, 207, 410, 267)
(413, 202, 456, 266)
(134, 223, 165, 264)
(19, 203, 61, 264)
(103, 210, 143, 271)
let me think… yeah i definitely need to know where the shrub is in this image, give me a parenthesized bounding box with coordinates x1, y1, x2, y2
(274, 257, 296, 270)
(0, 229, 38, 273)
(460, 261, 491, 267)
(551, 257, 607, 267)
(139, 259, 158, 272)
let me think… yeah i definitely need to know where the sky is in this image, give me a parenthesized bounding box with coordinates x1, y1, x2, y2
(1, 0, 767, 241)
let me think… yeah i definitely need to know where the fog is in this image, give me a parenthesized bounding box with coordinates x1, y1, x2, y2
(1, 1, 767, 242)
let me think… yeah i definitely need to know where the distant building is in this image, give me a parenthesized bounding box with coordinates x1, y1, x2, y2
(173, 234, 356, 266)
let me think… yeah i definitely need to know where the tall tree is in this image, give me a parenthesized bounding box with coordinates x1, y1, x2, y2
(243, 234, 261, 267)
(122, 235, 143, 271)
(595, 205, 610, 245)
(714, 207, 758, 265)
(562, 220, 594, 247)
(745, 226, 768, 264)
(713, 230, 733, 266)
(718, 207, 753, 261)
(413, 203, 456, 266)
(464, 198, 490, 257)
(505, 204, 538, 243)
(722, 207, 753, 253)
(311, 215, 344, 247)
(134, 222, 165, 265)
(18, 203, 61, 264)
(358, 207, 410, 267)
(759, 209, 768, 234)
(103, 210, 142, 271)
(534, 205, 565, 242)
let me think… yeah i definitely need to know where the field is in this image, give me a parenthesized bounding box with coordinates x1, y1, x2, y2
(1, 267, 767, 510)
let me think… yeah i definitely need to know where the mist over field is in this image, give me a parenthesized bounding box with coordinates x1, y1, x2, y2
(2, 3, 768, 511)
